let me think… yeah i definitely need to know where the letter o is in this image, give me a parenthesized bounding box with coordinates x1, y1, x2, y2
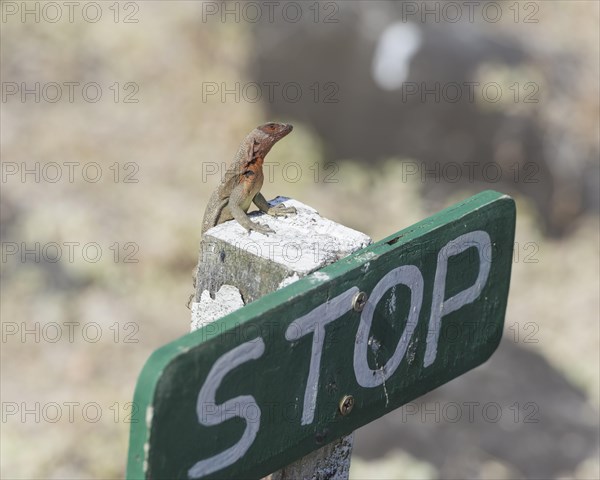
(354, 265, 424, 388)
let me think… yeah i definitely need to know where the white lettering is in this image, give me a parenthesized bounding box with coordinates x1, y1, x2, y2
(188, 339, 265, 478)
(424, 230, 492, 367)
(285, 287, 358, 425)
(354, 266, 424, 387)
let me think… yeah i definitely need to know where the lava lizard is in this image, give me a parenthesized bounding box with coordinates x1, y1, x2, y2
(189, 122, 297, 306)
(201, 122, 297, 236)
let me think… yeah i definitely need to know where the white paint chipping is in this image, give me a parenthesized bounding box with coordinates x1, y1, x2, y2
(203, 197, 371, 275)
(380, 371, 390, 408)
(386, 285, 397, 315)
(145, 406, 154, 427)
(190, 285, 245, 332)
(310, 271, 331, 283)
(406, 338, 418, 366)
(367, 336, 390, 407)
(277, 273, 301, 290)
(143, 406, 154, 474)
(355, 251, 379, 264)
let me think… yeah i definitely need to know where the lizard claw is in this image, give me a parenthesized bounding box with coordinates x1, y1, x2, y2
(248, 222, 275, 236)
(268, 205, 297, 218)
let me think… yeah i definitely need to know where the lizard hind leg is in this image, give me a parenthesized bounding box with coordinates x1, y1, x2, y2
(202, 197, 231, 233)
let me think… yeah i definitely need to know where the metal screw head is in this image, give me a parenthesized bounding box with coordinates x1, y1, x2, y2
(339, 395, 355, 416)
(352, 292, 367, 312)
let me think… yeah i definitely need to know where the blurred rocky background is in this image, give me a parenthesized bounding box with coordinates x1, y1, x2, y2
(1, 1, 598, 479)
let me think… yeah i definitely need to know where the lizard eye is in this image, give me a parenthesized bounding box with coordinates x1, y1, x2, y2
(259, 123, 280, 135)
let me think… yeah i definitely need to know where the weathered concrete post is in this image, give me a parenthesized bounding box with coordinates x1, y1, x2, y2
(190, 196, 371, 480)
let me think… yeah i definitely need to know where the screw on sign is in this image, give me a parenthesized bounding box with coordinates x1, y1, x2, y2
(339, 395, 355, 416)
(127, 190, 516, 480)
(351, 291, 367, 312)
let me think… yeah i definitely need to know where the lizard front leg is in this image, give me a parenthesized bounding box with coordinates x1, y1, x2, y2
(229, 186, 275, 235)
(254, 192, 297, 218)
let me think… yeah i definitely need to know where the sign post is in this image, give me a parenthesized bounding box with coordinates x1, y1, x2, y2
(127, 190, 516, 480)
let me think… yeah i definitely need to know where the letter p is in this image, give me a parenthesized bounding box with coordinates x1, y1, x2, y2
(424, 230, 492, 367)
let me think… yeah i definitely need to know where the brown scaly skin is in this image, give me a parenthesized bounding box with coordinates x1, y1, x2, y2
(201, 122, 297, 236)
(189, 123, 296, 305)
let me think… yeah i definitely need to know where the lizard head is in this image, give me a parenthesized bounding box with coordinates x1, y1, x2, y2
(256, 122, 294, 140)
(255, 122, 293, 143)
